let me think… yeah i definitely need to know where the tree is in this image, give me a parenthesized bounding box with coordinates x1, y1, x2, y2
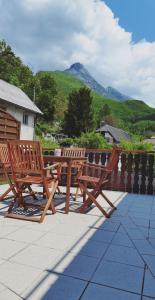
(35, 72, 57, 123)
(0, 39, 33, 97)
(63, 87, 94, 137)
(98, 103, 111, 126)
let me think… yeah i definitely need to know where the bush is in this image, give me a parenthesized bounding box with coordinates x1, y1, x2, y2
(75, 132, 111, 149)
(36, 137, 59, 148)
(120, 139, 153, 151)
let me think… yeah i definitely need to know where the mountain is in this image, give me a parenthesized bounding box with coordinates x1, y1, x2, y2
(65, 62, 131, 101)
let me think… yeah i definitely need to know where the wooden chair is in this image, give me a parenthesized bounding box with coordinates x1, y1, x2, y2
(6, 140, 61, 223)
(0, 142, 17, 201)
(62, 148, 86, 158)
(61, 147, 86, 197)
(76, 147, 122, 217)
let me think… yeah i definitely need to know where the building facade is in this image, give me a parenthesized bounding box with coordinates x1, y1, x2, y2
(0, 79, 42, 140)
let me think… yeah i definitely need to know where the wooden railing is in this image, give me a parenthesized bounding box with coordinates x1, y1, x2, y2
(0, 148, 154, 195)
(43, 148, 155, 195)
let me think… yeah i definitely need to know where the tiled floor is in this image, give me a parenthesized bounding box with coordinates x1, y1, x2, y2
(0, 185, 155, 299)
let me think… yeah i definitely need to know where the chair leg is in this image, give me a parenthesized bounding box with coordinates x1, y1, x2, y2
(39, 180, 58, 223)
(100, 190, 116, 208)
(76, 183, 115, 217)
(0, 185, 15, 201)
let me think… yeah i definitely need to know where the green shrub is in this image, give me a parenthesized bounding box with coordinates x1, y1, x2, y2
(120, 139, 153, 151)
(36, 137, 59, 148)
(75, 132, 111, 149)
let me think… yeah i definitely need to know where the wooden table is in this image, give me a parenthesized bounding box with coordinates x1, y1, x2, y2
(44, 156, 87, 213)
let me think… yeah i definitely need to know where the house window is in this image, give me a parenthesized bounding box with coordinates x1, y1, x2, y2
(23, 113, 29, 125)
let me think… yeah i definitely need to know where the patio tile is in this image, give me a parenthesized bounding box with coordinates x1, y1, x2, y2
(0, 288, 22, 299)
(81, 283, 141, 300)
(149, 229, 155, 239)
(124, 227, 146, 240)
(133, 239, 155, 255)
(92, 260, 144, 293)
(35, 232, 78, 251)
(142, 255, 155, 276)
(149, 239, 155, 249)
(143, 269, 155, 298)
(11, 245, 62, 270)
(70, 239, 109, 258)
(0, 282, 5, 292)
(130, 217, 150, 228)
(104, 244, 144, 268)
(0, 223, 20, 237)
(96, 220, 120, 232)
(0, 238, 26, 260)
(0, 261, 42, 295)
(112, 228, 134, 248)
(150, 219, 155, 229)
(49, 222, 87, 236)
(88, 228, 115, 243)
(22, 271, 86, 300)
(54, 253, 99, 280)
(6, 228, 45, 243)
(143, 297, 155, 300)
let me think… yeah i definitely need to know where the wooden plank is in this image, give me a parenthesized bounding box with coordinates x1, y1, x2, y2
(0, 119, 18, 127)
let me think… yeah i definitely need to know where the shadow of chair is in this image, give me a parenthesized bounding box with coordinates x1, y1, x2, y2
(5, 140, 61, 223)
(75, 146, 122, 217)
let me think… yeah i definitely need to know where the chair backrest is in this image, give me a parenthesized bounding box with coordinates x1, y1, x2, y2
(62, 147, 86, 158)
(0, 143, 10, 167)
(106, 146, 122, 172)
(82, 146, 122, 184)
(8, 140, 44, 176)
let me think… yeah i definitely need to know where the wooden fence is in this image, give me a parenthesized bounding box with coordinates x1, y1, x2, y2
(43, 148, 155, 195)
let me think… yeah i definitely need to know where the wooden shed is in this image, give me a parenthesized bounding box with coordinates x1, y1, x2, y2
(0, 108, 20, 141)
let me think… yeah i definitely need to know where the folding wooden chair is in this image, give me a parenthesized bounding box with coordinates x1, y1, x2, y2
(0, 142, 17, 201)
(62, 147, 86, 197)
(76, 147, 122, 217)
(6, 140, 61, 223)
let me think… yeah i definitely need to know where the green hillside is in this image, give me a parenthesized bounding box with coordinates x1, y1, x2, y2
(38, 70, 155, 135)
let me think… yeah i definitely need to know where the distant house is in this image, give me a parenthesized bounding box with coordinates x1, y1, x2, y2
(96, 123, 130, 144)
(0, 79, 42, 140)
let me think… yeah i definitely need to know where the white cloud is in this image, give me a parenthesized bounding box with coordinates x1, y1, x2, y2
(0, 0, 155, 107)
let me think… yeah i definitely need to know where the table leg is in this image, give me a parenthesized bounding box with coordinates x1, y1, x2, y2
(65, 160, 72, 213)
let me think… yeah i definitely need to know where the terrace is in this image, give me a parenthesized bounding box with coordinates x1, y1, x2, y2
(0, 148, 155, 299)
(0, 185, 155, 299)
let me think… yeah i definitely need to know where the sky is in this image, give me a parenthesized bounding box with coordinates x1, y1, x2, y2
(0, 0, 155, 108)
(104, 0, 155, 42)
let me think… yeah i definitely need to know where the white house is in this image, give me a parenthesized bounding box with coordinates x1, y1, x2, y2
(0, 79, 42, 140)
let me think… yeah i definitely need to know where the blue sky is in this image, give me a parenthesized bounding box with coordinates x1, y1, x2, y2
(104, 0, 155, 42)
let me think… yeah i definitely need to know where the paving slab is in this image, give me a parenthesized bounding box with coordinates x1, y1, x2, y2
(0, 261, 43, 295)
(112, 227, 134, 248)
(104, 244, 144, 268)
(11, 244, 62, 271)
(133, 239, 155, 255)
(81, 283, 141, 300)
(54, 252, 99, 281)
(22, 271, 87, 300)
(35, 231, 78, 251)
(143, 269, 155, 298)
(92, 260, 144, 293)
(6, 228, 45, 243)
(0, 288, 22, 299)
(0, 238, 26, 260)
(143, 255, 155, 277)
